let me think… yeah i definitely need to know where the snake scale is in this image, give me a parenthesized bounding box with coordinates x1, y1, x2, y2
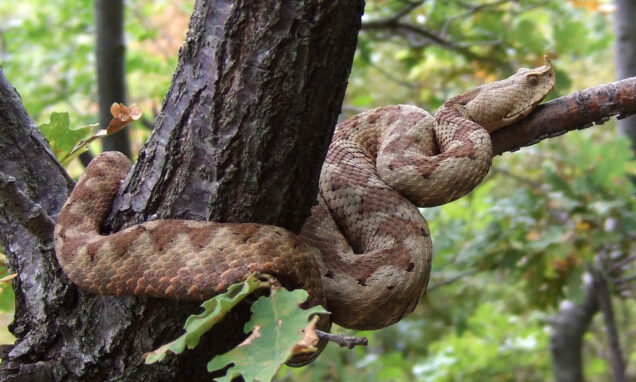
(54, 57, 555, 362)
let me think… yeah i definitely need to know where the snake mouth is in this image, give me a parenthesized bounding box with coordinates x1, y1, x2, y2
(504, 101, 537, 121)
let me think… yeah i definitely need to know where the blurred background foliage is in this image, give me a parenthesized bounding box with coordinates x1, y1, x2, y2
(1, 0, 634, 380)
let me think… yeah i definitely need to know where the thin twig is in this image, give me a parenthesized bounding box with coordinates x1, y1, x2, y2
(427, 269, 479, 291)
(362, 19, 498, 63)
(442, 0, 513, 36)
(490, 166, 542, 188)
(316, 330, 368, 349)
(613, 254, 636, 271)
(613, 274, 636, 285)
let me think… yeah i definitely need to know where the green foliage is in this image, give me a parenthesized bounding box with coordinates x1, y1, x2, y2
(414, 303, 551, 381)
(0, 0, 186, 145)
(146, 273, 328, 382)
(350, 0, 613, 113)
(0, 1, 96, 123)
(144, 273, 271, 365)
(38, 112, 96, 165)
(208, 289, 327, 382)
(0, 246, 15, 346)
(0, 249, 14, 314)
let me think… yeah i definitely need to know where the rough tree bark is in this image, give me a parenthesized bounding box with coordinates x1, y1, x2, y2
(2, 1, 636, 381)
(0, 1, 364, 380)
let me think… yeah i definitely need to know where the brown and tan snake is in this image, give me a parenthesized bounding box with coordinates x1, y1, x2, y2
(54, 57, 555, 361)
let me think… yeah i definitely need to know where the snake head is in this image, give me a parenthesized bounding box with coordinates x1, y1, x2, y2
(465, 55, 556, 132)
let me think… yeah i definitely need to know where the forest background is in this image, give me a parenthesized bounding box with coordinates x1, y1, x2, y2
(0, 0, 634, 381)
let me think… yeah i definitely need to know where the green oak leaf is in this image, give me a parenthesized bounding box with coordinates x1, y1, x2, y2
(38, 111, 96, 164)
(207, 288, 328, 382)
(143, 273, 273, 364)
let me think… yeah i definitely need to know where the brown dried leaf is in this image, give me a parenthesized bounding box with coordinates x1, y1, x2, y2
(107, 103, 142, 133)
(290, 316, 320, 355)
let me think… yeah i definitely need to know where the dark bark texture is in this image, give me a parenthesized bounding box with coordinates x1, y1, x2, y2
(95, 0, 131, 157)
(0, 1, 364, 381)
(108, 0, 362, 232)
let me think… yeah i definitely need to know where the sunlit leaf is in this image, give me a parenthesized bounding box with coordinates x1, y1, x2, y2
(207, 288, 328, 382)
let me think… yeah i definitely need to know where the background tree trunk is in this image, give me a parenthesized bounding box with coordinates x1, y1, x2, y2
(0, 1, 364, 380)
(614, 0, 636, 152)
(95, 0, 131, 158)
(550, 273, 599, 382)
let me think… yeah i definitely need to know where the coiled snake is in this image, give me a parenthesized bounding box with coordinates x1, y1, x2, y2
(54, 57, 555, 362)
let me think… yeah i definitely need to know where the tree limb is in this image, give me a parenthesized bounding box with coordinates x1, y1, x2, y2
(492, 76, 636, 156)
(316, 330, 368, 349)
(362, 18, 495, 62)
(0, 172, 55, 242)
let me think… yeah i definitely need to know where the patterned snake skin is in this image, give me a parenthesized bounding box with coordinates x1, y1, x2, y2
(54, 57, 555, 359)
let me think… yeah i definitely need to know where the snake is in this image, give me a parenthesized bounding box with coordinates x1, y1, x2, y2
(53, 57, 555, 363)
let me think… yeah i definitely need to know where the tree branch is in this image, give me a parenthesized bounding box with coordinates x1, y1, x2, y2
(361, 18, 496, 62)
(492, 77, 636, 156)
(316, 330, 368, 349)
(427, 269, 479, 292)
(0, 172, 55, 242)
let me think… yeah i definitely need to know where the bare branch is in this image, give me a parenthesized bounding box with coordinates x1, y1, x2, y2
(316, 330, 368, 349)
(612, 254, 636, 271)
(0, 172, 55, 242)
(614, 274, 636, 285)
(492, 77, 636, 156)
(362, 19, 496, 63)
(365, 58, 420, 89)
(442, 0, 513, 36)
(490, 166, 542, 188)
(387, 0, 427, 23)
(427, 269, 479, 291)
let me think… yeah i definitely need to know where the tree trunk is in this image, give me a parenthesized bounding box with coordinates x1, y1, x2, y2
(615, 0, 636, 152)
(550, 274, 599, 382)
(95, 0, 131, 158)
(0, 1, 364, 380)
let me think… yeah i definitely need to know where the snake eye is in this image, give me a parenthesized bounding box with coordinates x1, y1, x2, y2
(527, 74, 539, 86)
